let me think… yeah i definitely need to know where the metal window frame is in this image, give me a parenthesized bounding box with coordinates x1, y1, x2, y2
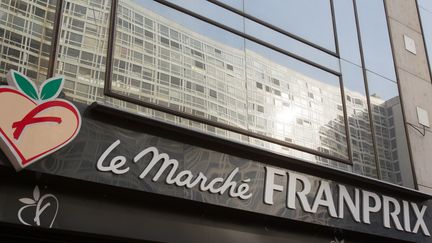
(352, 0, 383, 180)
(103, 0, 352, 165)
(207, 0, 340, 57)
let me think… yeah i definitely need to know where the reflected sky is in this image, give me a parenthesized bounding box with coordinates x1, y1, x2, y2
(244, 19, 340, 73)
(244, 0, 336, 52)
(419, 8, 432, 75)
(333, 0, 361, 66)
(367, 71, 399, 102)
(165, 0, 244, 32)
(418, 0, 432, 13)
(140, 0, 341, 74)
(215, 0, 244, 11)
(340, 60, 366, 95)
(356, 0, 397, 82)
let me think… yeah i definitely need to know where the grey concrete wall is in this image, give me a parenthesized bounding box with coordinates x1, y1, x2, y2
(385, 0, 432, 193)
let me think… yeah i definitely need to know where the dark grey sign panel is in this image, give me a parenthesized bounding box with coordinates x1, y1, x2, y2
(0, 176, 406, 243)
(0, 103, 430, 242)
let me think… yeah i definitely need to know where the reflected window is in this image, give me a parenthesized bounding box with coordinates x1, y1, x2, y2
(108, 0, 348, 161)
(245, 40, 347, 160)
(340, 61, 377, 179)
(367, 72, 414, 187)
(0, 0, 57, 82)
(56, 0, 111, 103)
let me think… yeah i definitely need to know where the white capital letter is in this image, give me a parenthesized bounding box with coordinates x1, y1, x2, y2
(362, 190, 382, 224)
(411, 203, 430, 236)
(287, 172, 312, 212)
(264, 166, 285, 205)
(383, 195, 403, 231)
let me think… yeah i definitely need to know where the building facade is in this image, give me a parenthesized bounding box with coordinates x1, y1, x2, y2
(0, 0, 431, 242)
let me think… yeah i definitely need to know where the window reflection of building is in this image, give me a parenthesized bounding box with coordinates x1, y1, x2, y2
(0, 0, 57, 83)
(344, 92, 406, 185)
(372, 96, 410, 185)
(245, 50, 346, 160)
(0, 0, 409, 186)
(106, 0, 349, 161)
(57, 0, 111, 102)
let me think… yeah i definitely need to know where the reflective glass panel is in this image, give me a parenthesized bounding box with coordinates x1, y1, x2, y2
(110, 0, 348, 160)
(243, 0, 336, 52)
(0, 0, 57, 82)
(244, 19, 340, 73)
(164, 0, 244, 32)
(245, 40, 347, 160)
(419, 0, 432, 13)
(333, 0, 361, 66)
(419, 7, 432, 78)
(356, 0, 397, 81)
(56, 0, 111, 103)
(214, 0, 243, 11)
(367, 71, 414, 187)
(341, 61, 377, 178)
(112, 0, 248, 130)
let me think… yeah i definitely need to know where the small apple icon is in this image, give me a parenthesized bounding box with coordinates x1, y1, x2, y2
(18, 186, 59, 228)
(0, 70, 81, 171)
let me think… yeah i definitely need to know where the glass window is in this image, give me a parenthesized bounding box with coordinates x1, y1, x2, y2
(109, 0, 348, 161)
(418, 0, 432, 13)
(164, 0, 244, 32)
(367, 71, 414, 187)
(56, 0, 112, 103)
(243, 0, 336, 52)
(419, 7, 432, 79)
(0, 0, 58, 83)
(356, 0, 397, 81)
(340, 60, 377, 178)
(245, 40, 347, 160)
(333, 0, 361, 66)
(214, 0, 244, 11)
(244, 19, 340, 73)
(111, 0, 247, 129)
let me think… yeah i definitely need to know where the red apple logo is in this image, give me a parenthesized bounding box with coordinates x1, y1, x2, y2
(0, 70, 81, 171)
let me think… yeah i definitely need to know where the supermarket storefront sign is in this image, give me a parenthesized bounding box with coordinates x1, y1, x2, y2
(96, 139, 430, 237)
(0, 94, 430, 241)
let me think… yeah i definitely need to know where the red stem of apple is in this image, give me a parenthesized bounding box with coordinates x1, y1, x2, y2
(12, 101, 64, 140)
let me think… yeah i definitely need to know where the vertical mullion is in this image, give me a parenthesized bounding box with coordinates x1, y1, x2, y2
(47, 0, 64, 78)
(104, 0, 118, 95)
(330, 0, 340, 57)
(352, 0, 382, 180)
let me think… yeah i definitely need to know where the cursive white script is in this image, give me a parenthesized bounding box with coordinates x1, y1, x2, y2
(97, 140, 252, 200)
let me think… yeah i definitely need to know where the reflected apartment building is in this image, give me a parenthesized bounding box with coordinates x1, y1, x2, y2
(0, 0, 56, 82)
(0, 0, 406, 185)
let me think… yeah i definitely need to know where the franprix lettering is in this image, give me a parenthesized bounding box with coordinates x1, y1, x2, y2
(97, 140, 252, 200)
(264, 166, 430, 237)
(96, 140, 430, 237)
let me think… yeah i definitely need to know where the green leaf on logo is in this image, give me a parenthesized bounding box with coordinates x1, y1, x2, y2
(12, 71, 39, 100)
(39, 76, 64, 100)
